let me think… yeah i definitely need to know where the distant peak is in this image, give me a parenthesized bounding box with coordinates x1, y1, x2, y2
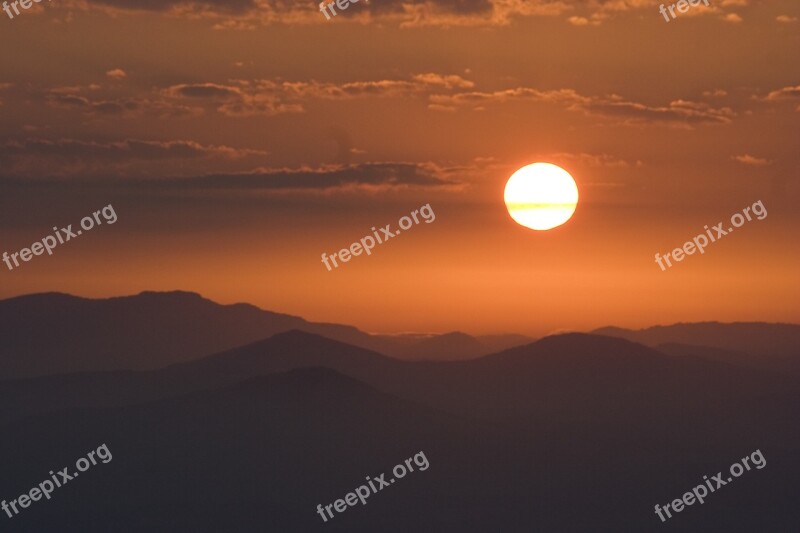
(134, 290, 204, 299)
(536, 332, 639, 347)
(268, 329, 339, 343)
(438, 331, 475, 339)
(0, 292, 87, 304)
(501, 331, 653, 356)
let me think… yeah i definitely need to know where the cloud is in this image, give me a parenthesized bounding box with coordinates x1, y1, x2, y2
(582, 97, 735, 126)
(428, 103, 458, 112)
(64, 0, 752, 27)
(87, 0, 257, 14)
(46, 83, 292, 118)
(47, 93, 92, 108)
(429, 87, 586, 107)
(776, 15, 797, 23)
(162, 75, 476, 115)
(150, 162, 459, 192)
(46, 92, 197, 118)
(547, 152, 633, 168)
(429, 87, 735, 126)
(277, 79, 419, 99)
(166, 83, 242, 99)
(567, 15, 601, 26)
(0, 138, 263, 159)
(18, 73, 478, 121)
(21, 75, 743, 128)
(67, 0, 565, 27)
(106, 69, 127, 80)
(0, 138, 267, 178)
(75, 0, 496, 26)
(763, 85, 800, 101)
(721, 13, 742, 23)
(0, 162, 460, 193)
(164, 81, 305, 116)
(733, 154, 772, 166)
(411, 73, 475, 89)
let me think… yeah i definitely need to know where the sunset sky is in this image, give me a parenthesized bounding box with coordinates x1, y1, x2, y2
(1, 0, 798, 336)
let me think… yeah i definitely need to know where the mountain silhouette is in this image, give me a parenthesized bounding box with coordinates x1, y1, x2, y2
(397, 331, 488, 360)
(0, 330, 401, 426)
(2, 352, 798, 532)
(2, 293, 799, 531)
(657, 342, 800, 376)
(594, 322, 800, 358)
(0, 292, 522, 378)
(0, 368, 477, 533)
(3, 330, 797, 445)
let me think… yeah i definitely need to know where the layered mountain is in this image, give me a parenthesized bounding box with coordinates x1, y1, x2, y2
(0, 292, 524, 378)
(3, 330, 798, 445)
(0, 368, 478, 533)
(1, 337, 798, 532)
(594, 322, 800, 357)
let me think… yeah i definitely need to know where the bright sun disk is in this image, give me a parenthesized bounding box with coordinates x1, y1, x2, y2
(504, 162, 579, 231)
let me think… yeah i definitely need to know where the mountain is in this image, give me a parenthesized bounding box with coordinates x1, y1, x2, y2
(476, 333, 536, 353)
(1, 338, 798, 532)
(0, 291, 306, 377)
(0, 292, 528, 378)
(0, 330, 405, 427)
(394, 332, 488, 360)
(3, 330, 797, 441)
(400, 333, 800, 428)
(593, 322, 800, 358)
(656, 342, 800, 376)
(0, 367, 479, 533)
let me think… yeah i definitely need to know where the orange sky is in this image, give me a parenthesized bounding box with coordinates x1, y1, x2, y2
(0, 0, 798, 336)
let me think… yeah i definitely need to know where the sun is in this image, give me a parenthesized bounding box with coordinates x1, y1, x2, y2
(504, 163, 579, 231)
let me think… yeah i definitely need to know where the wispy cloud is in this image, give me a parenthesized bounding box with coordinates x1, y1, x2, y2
(62, 0, 748, 28)
(429, 88, 735, 127)
(0, 161, 462, 193)
(733, 154, 772, 166)
(105, 69, 127, 80)
(0, 138, 267, 177)
(763, 85, 800, 101)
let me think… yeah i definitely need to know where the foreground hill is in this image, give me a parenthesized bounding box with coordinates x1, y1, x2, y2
(0, 368, 477, 533)
(1, 360, 797, 532)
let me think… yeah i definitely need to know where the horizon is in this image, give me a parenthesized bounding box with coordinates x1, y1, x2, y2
(2, 289, 798, 338)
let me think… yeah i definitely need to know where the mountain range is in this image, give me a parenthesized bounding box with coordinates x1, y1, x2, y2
(0, 292, 529, 378)
(0, 292, 798, 531)
(3, 291, 799, 379)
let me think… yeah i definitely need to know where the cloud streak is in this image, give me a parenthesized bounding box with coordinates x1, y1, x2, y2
(65, 0, 748, 27)
(430, 88, 736, 126)
(0, 162, 461, 193)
